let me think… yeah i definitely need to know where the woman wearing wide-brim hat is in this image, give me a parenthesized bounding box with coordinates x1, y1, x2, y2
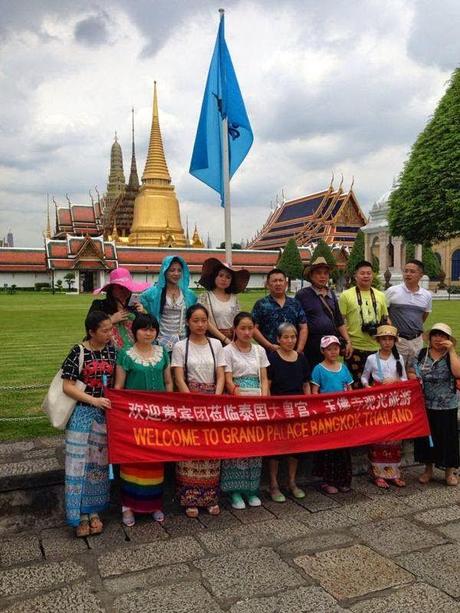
(408, 322, 460, 486)
(198, 258, 250, 346)
(89, 268, 149, 349)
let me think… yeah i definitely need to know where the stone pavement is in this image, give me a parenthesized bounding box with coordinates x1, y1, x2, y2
(1, 438, 460, 612)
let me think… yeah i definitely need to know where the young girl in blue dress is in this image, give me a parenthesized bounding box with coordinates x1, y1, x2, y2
(310, 335, 354, 494)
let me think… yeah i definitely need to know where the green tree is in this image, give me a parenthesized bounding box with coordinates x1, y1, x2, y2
(55, 280, 63, 292)
(277, 238, 303, 289)
(219, 242, 242, 249)
(64, 272, 75, 291)
(345, 230, 365, 277)
(404, 243, 441, 279)
(310, 239, 337, 280)
(389, 68, 460, 244)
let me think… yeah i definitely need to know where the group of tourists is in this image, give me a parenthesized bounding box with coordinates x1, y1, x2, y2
(59, 254, 460, 537)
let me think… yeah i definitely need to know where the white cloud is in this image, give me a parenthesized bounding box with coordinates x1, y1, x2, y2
(0, 0, 457, 248)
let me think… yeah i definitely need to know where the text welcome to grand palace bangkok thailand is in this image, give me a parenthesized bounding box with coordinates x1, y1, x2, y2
(105, 381, 430, 463)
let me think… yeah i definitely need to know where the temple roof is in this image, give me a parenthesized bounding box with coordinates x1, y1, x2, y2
(248, 185, 366, 251)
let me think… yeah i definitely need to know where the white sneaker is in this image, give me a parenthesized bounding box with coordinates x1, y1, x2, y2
(247, 494, 261, 507)
(231, 493, 246, 510)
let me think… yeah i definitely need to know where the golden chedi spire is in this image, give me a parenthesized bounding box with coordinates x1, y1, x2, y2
(129, 82, 187, 247)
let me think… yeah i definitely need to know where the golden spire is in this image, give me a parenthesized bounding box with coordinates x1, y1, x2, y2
(45, 193, 51, 239)
(142, 82, 172, 183)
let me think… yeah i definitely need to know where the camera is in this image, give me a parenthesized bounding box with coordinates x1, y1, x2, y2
(361, 321, 378, 336)
(361, 316, 388, 336)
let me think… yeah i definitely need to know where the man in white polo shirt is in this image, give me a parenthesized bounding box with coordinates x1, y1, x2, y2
(385, 259, 432, 363)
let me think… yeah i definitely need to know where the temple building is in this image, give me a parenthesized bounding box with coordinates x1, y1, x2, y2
(248, 180, 366, 251)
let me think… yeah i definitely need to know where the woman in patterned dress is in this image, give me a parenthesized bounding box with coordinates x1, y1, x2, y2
(115, 314, 173, 526)
(89, 267, 150, 349)
(62, 310, 116, 538)
(171, 304, 226, 518)
(221, 312, 270, 510)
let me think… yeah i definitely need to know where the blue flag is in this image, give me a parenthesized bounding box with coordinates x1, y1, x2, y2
(189, 12, 253, 205)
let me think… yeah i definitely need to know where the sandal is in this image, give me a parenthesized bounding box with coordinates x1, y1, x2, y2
(270, 488, 286, 503)
(393, 478, 406, 488)
(418, 471, 432, 484)
(320, 483, 338, 494)
(75, 520, 90, 538)
(152, 510, 165, 523)
(89, 515, 104, 535)
(207, 505, 221, 516)
(122, 510, 135, 527)
(446, 472, 458, 487)
(185, 507, 199, 518)
(374, 478, 390, 489)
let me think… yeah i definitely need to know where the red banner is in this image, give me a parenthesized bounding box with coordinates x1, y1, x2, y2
(105, 380, 429, 463)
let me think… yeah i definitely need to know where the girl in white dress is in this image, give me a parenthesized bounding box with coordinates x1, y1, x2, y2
(221, 312, 269, 510)
(361, 325, 407, 488)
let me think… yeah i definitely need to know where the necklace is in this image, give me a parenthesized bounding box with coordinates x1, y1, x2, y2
(233, 340, 252, 353)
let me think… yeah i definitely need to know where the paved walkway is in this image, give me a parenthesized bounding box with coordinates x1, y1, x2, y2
(1, 437, 460, 612)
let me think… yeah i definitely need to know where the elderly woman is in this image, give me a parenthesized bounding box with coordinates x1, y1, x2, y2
(89, 268, 149, 349)
(408, 323, 460, 486)
(198, 258, 249, 346)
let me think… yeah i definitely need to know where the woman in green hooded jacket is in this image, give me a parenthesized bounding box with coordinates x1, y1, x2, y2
(140, 255, 197, 354)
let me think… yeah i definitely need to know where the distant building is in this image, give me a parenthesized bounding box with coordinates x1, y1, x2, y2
(248, 181, 366, 251)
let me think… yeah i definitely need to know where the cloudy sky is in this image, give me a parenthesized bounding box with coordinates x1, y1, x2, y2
(0, 0, 459, 247)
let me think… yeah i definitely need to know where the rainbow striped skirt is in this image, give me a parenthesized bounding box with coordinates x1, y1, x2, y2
(120, 462, 164, 514)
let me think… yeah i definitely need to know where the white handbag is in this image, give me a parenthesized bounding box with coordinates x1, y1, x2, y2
(42, 345, 86, 430)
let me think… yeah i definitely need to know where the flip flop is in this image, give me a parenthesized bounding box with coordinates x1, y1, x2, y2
(374, 478, 390, 489)
(392, 478, 406, 488)
(207, 505, 221, 516)
(185, 507, 199, 518)
(152, 510, 165, 523)
(418, 472, 432, 484)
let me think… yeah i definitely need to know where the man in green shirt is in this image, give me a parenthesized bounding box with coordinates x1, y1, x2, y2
(339, 260, 389, 387)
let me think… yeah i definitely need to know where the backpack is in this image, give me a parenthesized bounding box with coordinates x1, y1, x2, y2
(417, 347, 460, 392)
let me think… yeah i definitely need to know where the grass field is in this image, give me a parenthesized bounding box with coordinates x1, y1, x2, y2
(0, 291, 458, 441)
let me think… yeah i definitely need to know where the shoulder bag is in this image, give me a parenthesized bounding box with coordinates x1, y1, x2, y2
(42, 345, 86, 430)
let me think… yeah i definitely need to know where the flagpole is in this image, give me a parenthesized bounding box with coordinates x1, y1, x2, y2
(219, 8, 232, 265)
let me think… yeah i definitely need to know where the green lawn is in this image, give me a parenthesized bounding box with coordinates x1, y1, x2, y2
(0, 290, 458, 441)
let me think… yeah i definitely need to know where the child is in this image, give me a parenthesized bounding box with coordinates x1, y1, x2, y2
(310, 335, 354, 494)
(172, 304, 225, 518)
(267, 322, 310, 502)
(115, 314, 173, 526)
(221, 312, 270, 509)
(361, 325, 407, 489)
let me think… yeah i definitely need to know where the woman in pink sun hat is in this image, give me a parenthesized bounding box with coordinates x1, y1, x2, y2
(89, 267, 150, 349)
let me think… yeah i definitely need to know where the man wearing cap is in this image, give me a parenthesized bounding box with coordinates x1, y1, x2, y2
(295, 257, 352, 366)
(385, 259, 432, 364)
(339, 260, 389, 387)
(252, 268, 308, 353)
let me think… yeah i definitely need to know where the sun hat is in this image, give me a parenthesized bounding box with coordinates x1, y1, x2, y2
(303, 256, 331, 280)
(426, 322, 456, 345)
(320, 335, 340, 349)
(93, 267, 150, 295)
(374, 325, 399, 340)
(198, 257, 250, 294)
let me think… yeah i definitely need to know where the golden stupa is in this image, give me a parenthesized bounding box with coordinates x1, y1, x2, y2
(129, 82, 187, 247)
